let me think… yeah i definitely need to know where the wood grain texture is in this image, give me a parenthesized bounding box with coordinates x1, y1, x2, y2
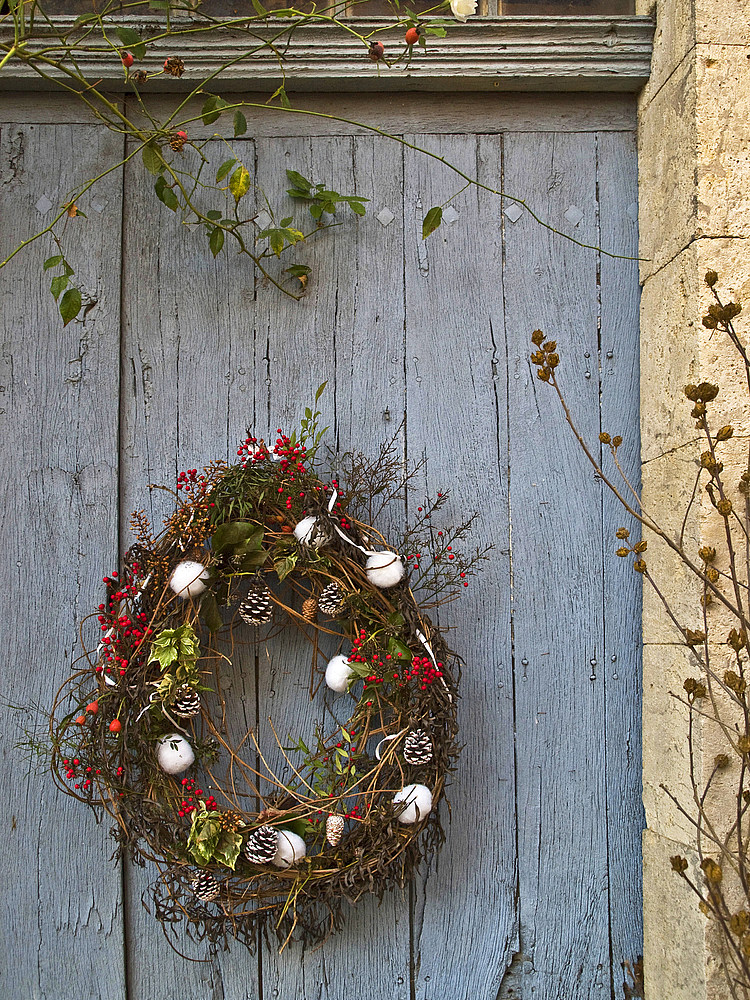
(1, 95, 643, 1000)
(119, 135, 259, 997)
(597, 129, 644, 992)
(247, 132, 411, 1000)
(0, 123, 126, 1000)
(402, 132, 518, 1000)
(125, 92, 636, 141)
(500, 131, 611, 999)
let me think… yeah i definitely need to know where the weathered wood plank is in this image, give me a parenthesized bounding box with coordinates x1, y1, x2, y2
(597, 129, 644, 990)
(500, 131, 610, 999)
(129, 92, 636, 140)
(0, 123, 126, 1000)
(118, 135, 260, 996)
(242, 132, 411, 1000)
(402, 132, 518, 1000)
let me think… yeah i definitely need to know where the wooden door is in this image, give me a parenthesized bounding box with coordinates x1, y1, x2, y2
(0, 90, 643, 999)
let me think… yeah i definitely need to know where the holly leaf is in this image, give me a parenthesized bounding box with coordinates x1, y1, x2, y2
(115, 25, 146, 59)
(229, 165, 251, 204)
(422, 206, 442, 240)
(59, 287, 82, 326)
(238, 549, 268, 571)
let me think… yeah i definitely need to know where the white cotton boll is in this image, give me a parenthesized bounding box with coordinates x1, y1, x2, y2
(169, 560, 209, 599)
(272, 830, 307, 868)
(393, 783, 433, 824)
(325, 654, 353, 693)
(157, 733, 195, 774)
(365, 551, 405, 589)
(293, 516, 328, 548)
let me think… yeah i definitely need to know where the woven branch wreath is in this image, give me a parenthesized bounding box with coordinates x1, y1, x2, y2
(49, 398, 479, 951)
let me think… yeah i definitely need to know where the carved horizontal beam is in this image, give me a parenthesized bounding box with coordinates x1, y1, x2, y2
(0, 16, 653, 92)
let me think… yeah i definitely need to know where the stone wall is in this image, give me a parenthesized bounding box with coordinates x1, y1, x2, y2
(637, 0, 750, 993)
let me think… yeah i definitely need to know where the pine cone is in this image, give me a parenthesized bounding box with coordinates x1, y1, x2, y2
(173, 685, 201, 718)
(403, 729, 433, 765)
(243, 824, 278, 864)
(239, 581, 273, 626)
(319, 582, 344, 617)
(302, 596, 318, 623)
(169, 131, 187, 152)
(191, 871, 220, 902)
(325, 814, 344, 847)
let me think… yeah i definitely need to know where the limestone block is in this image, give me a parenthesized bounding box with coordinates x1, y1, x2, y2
(638, 56, 697, 280)
(640, 240, 750, 460)
(696, 43, 750, 238)
(637, 0, 694, 107)
(643, 830, 709, 1000)
(696, 0, 750, 46)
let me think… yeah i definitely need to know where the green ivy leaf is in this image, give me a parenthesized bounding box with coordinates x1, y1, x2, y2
(387, 637, 413, 662)
(43, 255, 63, 271)
(233, 110, 247, 137)
(349, 201, 366, 217)
(59, 287, 82, 326)
(285, 264, 311, 279)
(229, 165, 251, 204)
(211, 521, 263, 556)
(115, 25, 146, 60)
(422, 206, 443, 240)
(187, 805, 222, 866)
(269, 230, 284, 257)
(214, 829, 243, 869)
(50, 273, 69, 301)
(215, 158, 237, 184)
(274, 552, 298, 582)
(201, 592, 223, 634)
(209, 227, 225, 258)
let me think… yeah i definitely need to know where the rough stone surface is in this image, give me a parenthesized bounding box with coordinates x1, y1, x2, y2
(639, 0, 750, 989)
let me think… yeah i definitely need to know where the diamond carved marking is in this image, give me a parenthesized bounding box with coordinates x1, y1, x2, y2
(504, 203, 523, 224)
(36, 195, 53, 215)
(377, 207, 395, 227)
(443, 207, 460, 225)
(254, 210, 272, 230)
(564, 205, 584, 227)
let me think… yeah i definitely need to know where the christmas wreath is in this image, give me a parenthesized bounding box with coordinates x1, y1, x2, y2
(48, 393, 483, 951)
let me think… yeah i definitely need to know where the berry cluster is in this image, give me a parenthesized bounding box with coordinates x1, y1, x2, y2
(62, 756, 101, 792)
(178, 777, 217, 818)
(405, 655, 444, 690)
(97, 572, 153, 678)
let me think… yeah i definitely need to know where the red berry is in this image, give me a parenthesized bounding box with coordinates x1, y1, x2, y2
(86, 701, 99, 714)
(175, 130, 187, 141)
(109, 719, 122, 733)
(368, 40, 385, 61)
(405, 27, 419, 45)
(121, 51, 134, 68)
(75, 715, 86, 725)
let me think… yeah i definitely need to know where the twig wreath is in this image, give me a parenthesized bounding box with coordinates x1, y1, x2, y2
(48, 392, 486, 952)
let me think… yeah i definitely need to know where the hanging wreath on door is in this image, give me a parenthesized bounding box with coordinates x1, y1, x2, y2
(48, 394, 483, 951)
